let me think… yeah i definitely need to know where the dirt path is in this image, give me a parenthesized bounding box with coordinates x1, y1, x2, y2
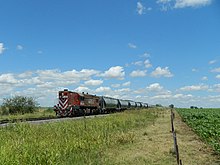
(104, 109, 220, 165)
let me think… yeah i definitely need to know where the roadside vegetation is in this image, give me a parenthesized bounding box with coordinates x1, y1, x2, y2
(0, 96, 55, 123)
(177, 108, 220, 154)
(0, 109, 156, 165)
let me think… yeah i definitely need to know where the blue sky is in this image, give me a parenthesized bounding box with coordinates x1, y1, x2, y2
(0, 0, 220, 107)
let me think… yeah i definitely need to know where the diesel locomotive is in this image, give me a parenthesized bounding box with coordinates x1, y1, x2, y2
(54, 89, 148, 117)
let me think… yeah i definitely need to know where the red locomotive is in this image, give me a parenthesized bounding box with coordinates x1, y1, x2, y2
(54, 89, 100, 117)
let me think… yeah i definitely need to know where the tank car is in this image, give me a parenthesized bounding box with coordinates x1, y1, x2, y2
(99, 96, 120, 113)
(118, 99, 130, 110)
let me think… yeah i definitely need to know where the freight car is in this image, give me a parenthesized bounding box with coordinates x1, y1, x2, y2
(54, 89, 148, 117)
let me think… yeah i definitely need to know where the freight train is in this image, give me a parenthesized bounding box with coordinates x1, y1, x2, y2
(54, 89, 148, 117)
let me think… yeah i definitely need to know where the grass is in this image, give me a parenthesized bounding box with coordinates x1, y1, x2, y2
(1, 108, 219, 165)
(0, 107, 55, 123)
(0, 109, 156, 165)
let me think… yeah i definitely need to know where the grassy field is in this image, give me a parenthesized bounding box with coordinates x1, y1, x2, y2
(1, 108, 219, 165)
(177, 108, 220, 154)
(0, 109, 157, 165)
(0, 107, 55, 123)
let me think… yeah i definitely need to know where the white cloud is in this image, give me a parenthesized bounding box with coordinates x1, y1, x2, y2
(192, 68, 199, 72)
(216, 75, 220, 79)
(0, 74, 18, 84)
(174, 0, 212, 8)
(75, 86, 91, 93)
(152, 94, 172, 99)
(146, 83, 163, 92)
(128, 43, 137, 49)
(37, 69, 99, 82)
(130, 70, 147, 77)
(137, 2, 145, 15)
(0, 43, 6, 54)
(173, 93, 193, 99)
(116, 88, 131, 93)
(122, 81, 131, 87)
(157, 0, 172, 11)
(202, 76, 208, 81)
(140, 52, 151, 58)
(17, 45, 23, 50)
(132, 61, 143, 66)
(84, 79, 103, 86)
(157, 0, 212, 11)
(211, 67, 220, 73)
(101, 66, 125, 80)
(211, 84, 220, 92)
(111, 84, 121, 88)
(209, 60, 217, 65)
(17, 71, 33, 78)
(144, 59, 152, 68)
(95, 86, 111, 93)
(151, 67, 173, 78)
(180, 84, 209, 91)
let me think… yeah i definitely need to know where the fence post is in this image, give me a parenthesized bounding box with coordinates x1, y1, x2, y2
(171, 109, 182, 165)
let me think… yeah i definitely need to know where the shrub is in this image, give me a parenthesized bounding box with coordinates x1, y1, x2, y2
(1, 96, 39, 115)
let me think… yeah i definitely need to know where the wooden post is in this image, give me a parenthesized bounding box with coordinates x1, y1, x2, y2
(171, 109, 182, 165)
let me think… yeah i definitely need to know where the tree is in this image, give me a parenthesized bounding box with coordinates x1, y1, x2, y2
(2, 96, 39, 115)
(169, 104, 174, 109)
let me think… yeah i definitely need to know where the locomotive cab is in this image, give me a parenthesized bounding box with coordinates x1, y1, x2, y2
(54, 90, 100, 117)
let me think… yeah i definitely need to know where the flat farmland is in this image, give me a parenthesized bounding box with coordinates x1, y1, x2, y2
(177, 108, 220, 154)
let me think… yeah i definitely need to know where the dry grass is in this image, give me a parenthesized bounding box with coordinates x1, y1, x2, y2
(103, 109, 220, 165)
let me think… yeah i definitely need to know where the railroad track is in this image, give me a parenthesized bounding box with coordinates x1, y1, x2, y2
(0, 114, 109, 127)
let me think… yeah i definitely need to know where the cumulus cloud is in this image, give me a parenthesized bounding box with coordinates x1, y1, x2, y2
(157, 0, 212, 10)
(151, 67, 173, 78)
(37, 69, 99, 82)
(95, 86, 111, 93)
(144, 59, 152, 68)
(0, 43, 6, 54)
(157, 0, 172, 11)
(0, 73, 18, 84)
(146, 83, 163, 92)
(17, 45, 23, 50)
(216, 75, 220, 79)
(84, 79, 103, 86)
(192, 68, 199, 72)
(130, 70, 147, 77)
(137, 2, 146, 15)
(209, 60, 217, 65)
(140, 52, 151, 58)
(75, 86, 91, 93)
(174, 0, 212, 8)
(211, 67, 220, 73)
(100, 66, 125, 80)
(179, 84, 209, 91)
(132, 61, 143, 66)
(111, 84, 121, 88)
(128, 43, 137, 49)
(202, 76, 208, 81)
(122, 81, 131, 87)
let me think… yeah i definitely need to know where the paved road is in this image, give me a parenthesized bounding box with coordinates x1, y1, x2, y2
(0, 114, 109, 127)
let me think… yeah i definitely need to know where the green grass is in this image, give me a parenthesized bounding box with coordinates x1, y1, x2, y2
(0, 107, 55, 123)
(176, 108, 220, 154)
(0, 109, 156, 165)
